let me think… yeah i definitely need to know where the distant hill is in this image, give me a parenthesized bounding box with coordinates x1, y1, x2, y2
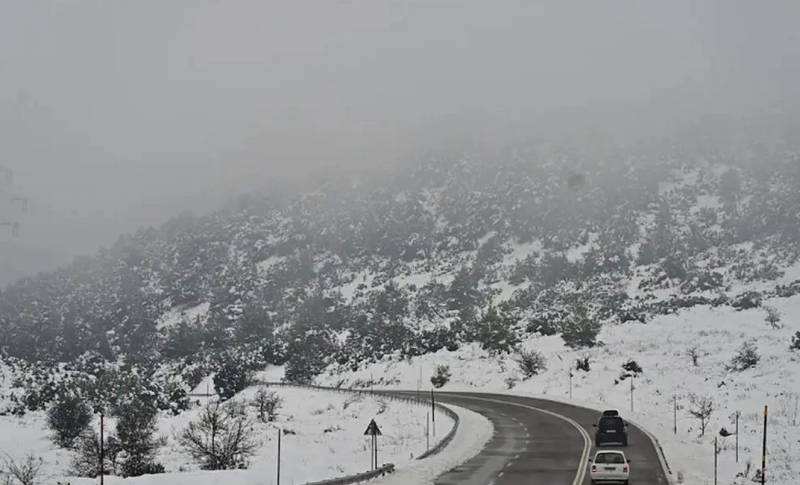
(1, 137, 799, 387)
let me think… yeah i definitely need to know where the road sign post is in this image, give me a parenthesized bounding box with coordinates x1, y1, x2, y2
(364, 419, 382, 471)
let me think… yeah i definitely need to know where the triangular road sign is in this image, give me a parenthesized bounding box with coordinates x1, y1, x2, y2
(364, 419, 382, 436)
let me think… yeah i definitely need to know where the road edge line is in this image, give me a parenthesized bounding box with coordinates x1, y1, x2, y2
(494, 392, 677, 485)
(445, 394, 592, 485)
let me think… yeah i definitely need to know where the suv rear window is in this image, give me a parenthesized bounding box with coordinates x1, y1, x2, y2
(598, 417, 624, 430)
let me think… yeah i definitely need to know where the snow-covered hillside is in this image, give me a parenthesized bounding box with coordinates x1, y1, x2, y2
(318, 294, 800, 485)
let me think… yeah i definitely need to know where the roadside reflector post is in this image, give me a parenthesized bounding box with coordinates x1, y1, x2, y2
(630, 376, 634, 413)
(714, 436, 718, 485)
(277, 428, 281, 485)
(735, 411, 739, 463)
(426, 412, 430, 451)
(762, 405, 767, 485)
(673, 394, 677, 435)
(431, 389, 436, 437)
(99, 412, 105, 485)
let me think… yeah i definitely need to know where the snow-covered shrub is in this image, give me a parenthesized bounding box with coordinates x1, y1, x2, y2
(621, 359, 643, 376)
(251, 387, 282, 422)
(680, 270, 724, 294)
(728, 341, 760, 371)
(791, 331, 800, 351)
(688, 394, 714, 436)
(47, 394, 92, 448)
(560, 306, 601, 349)
(476, 307, 520, 355)
(731, 291, 762, 311)
(179, 401, 257, 470)
(516, 350, 547, 379)
(213, 356, 254, 401)
(575, 356, 591, 372)
(430, 365, 451, 389)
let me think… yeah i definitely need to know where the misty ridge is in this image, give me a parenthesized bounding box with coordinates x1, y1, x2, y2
(2, 0, 800, 285)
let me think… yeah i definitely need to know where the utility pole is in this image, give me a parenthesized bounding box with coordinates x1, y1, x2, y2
(761, 405, 767, 485)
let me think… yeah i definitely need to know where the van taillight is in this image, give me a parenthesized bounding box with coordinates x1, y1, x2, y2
(592, 465, 596, 472)
(623, 465, 628, 473)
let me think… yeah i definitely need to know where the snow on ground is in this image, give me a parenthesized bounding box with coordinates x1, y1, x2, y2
(256, 255, 286, 275)
(0, 384, 457, 485)
(319, 294, 800, 485)
(156, 302, 210, 330)
(373, 404, 493, 485)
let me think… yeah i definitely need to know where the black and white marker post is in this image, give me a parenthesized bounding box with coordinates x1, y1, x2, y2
(99, 412, 105, 485)
(276, 428, 281, 485)
(761, 405, 768, 485)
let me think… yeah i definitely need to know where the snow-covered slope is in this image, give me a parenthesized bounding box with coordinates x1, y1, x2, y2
(318, 294, 800, 485)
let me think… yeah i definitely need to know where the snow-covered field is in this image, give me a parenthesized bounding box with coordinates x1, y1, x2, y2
(0, 384, 458, 485)
(319, 294, 800, 485)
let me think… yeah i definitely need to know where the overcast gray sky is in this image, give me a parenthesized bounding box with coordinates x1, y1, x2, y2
(1, 0, 799, 284)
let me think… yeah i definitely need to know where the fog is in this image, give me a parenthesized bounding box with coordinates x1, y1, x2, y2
(1, 0, 799, 284)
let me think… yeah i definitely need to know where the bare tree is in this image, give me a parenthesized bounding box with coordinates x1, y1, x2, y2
(250, 387, 282, 423)
(516, 349, 547, 379)
(1, 454, 43, 485)
(179, 401, 257, 470)
(688, 395, 714, 436)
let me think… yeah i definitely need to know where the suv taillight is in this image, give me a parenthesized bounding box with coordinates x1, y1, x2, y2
(592, 465, 596, 472)
(623, 465, 628, 473)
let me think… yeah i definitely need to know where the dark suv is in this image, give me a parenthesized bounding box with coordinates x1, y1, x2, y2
(594, 415, 628, 447)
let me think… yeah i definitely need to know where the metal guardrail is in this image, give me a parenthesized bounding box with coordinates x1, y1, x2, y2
(303, 464, 395, 485)
(255, 381, 461, 484)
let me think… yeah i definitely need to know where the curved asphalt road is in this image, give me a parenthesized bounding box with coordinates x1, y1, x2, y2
(409, 392, 670, 485)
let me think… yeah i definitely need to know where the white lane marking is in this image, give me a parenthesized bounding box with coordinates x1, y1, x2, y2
(446, 394, 592, 485)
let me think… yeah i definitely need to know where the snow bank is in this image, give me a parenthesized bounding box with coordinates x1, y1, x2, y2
(0, 386, 457, 485)
(372, 404, 493, 485)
